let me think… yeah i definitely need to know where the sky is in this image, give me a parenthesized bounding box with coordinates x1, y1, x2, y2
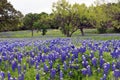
(8, 0, 116, 15)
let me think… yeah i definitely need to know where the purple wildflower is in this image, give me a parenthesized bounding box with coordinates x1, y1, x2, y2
(113, 69, 120, 79)
(60, 70, 63, 80)
(100, 56, 105, 68)
(81, 68, 87, 75)
(11, 60, 17, 71)
(63, 62, 67, 71)
(50, 69, 56, 79)
(36, 73, 40, 80)
(44, 64, 49, 72)
(8, 71, 11, 80)
(87, 65, 92, 76)
(92, 57, 97, 67)
(18, 64, 21, 74)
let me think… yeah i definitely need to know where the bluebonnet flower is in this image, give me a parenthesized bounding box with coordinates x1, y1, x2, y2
(12, 60, 17, 71)
(103, 62, 110, 75)
(116, 61, 120, 69)
(71, 45, 75, 49)
(21, 72, 24, 80)
(111, 49, 120, 59)
(29, 58, 35, 66)
(48, 54, 53, 61)
(68, 71, 72, 76)
(10, 77, 13, 80)
(2, 52, 6, 56)
(79, 47, 86, 54)
(90, 51, 94, 59)
(112, 62, 116, 71)
(99, 48, 103, 56)
(36, 73, 40, 80)
(60, 70, 63, 80)
(44, 64, 49, 72)
(113, 69, 120, 79)
(100, 56, 105, 68)
(63, 62, 67, 71)
(100, 74, 107, 80)
(61, 52, 66, 63)
(50, 69, 56, 79)
(35, 61, 39, 69)
(61, 51, 66, 62)
(87, 65, 92, 76)
(3, 55, 8, 61)
(53, 52, 59, 60)
(82, 55, 86, 62)
(81, 68, 87, 75)
(49, 61, 53, 69)
(17, 53, 23, 63)
(72, 48, 79, 58)
(82, 61, 88, 68)
(30, 51, 35, 58)
(18, 74, 21, 80)
(41, 54, 46, 63)
(71, 55, 75, 62)
(8, 71, 11, 80)
(92, 57, 97, 67)
(0, 71, 5, 80)
(18, 64, 21, 74)
(0, 56, 2, 63)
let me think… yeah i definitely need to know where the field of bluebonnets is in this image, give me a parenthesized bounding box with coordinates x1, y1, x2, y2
(0, 37, 120, 80)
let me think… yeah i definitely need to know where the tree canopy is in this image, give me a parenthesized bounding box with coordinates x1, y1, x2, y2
(23, 13, 40, 36)
(0, 0, 23, 31)
(34, 12, 50, 36)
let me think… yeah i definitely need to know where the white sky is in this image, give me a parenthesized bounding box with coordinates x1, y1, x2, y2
(8, 0, 116, 15)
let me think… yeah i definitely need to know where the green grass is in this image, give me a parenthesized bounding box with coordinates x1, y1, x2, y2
(0, 29, 120, 40)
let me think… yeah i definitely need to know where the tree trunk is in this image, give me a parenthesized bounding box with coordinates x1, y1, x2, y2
(31, 29, 33, 37)
(66, 33, 72, 37)
(66, 31, 72, 37)
(80, 28, 84, 36)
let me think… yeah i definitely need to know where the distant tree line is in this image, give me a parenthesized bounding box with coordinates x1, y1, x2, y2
(0, 0, 120, 37)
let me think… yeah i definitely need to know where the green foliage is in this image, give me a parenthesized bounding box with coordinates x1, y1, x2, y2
(52, 0, 96, 37)
(94, 1, 120, 33)
(52, 0, 78, 37)
(97, 21, 107, 33)
(0, 0, 23, 31)
(33, 12, 50, 36)
(23, 13, 40, 36)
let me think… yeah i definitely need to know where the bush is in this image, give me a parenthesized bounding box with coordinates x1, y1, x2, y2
(97, 27, 107, 33)
(113, 27, 120, 33)
(97, 21, 108, 33)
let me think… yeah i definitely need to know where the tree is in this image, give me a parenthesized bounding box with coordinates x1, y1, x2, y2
(23, 13, 39, 36)
(52, 0, 94, 36)
(105, 2, 120, 32)
(72, 3, 94, 36)
(52, 0, 78, 37)
(34, 12, 50, 36)
(0, 0, 23, 31)
(91, 0, 120, 33)
(91, 2, 110, 33)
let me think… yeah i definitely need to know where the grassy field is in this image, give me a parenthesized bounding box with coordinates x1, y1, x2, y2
(0, 29, 120, 40)
(0, 29, 120, 80)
